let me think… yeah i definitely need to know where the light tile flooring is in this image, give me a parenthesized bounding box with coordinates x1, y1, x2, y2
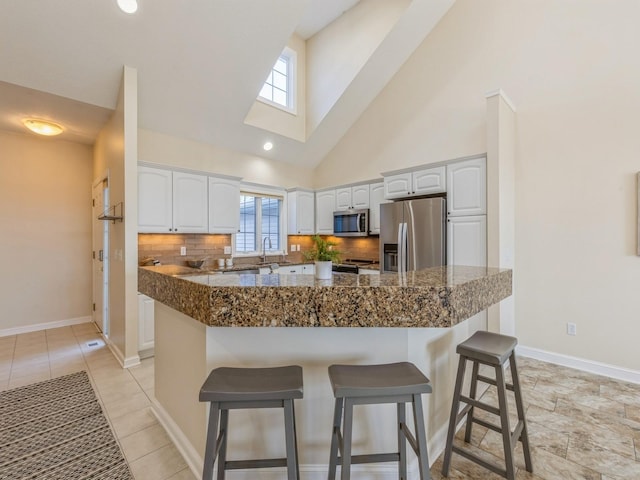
(1, 323, 640, 479)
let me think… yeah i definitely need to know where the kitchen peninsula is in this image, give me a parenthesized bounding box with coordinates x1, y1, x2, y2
(138, 265, 512, 478)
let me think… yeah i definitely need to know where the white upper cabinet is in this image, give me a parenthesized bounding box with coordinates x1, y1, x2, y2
(288, 189, 315, 235)
(140, 166, 207, 234)
(368, 182, 387, 235)
(384, 166, 445, 199)
(209, 176, 240, 234)
(336, 185, 370, 210)
(447, 215, 487, 267)
(315, 189, 336, 234)
(138, 166, 173, 233)
(172, 171, 208, 233)
(447, 157, 486, 216)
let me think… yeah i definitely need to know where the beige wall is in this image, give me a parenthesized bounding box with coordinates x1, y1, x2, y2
(0, 131, 93, 331)
(138, 128, 313, 189)
(314, 0, 640, 370)
(94, 66, 139, 366)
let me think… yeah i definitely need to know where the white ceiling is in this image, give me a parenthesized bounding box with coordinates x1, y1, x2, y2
(0, 0, 453, 167)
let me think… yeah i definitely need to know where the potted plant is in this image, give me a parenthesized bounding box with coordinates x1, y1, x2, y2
(303, 235, 341, 279)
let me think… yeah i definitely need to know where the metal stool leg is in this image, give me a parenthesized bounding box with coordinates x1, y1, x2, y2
(412, 394, 431, 480)
(283, 399, 299, 480)
(216, 409, 228, 480)
(510, 354, 533, 473)
(202, 402, 220, 480)
(464, 361, 480, 443)
(442, 356, 467, 476)
(495, 365, 515, 480)
(328, 398, 343, 480)
(397, 402, 407, 479)
(341, 398, 354, 480)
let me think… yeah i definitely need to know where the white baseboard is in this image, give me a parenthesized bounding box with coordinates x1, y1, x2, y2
(104, 336, 140, 369)
(517, 345, 640, 385)
(151, 397, 204, 478)
(0, 316, 92, 337)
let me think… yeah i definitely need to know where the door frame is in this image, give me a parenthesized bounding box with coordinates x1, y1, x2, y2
(92, 172, 110, 337)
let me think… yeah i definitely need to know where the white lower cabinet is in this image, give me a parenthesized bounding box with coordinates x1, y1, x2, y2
(301, 264, 315, 275)
(359, 268, 380, 275)
(137, 293, 155, 355)
(279, 265, 303, 274)
(447, 215, 487, 267)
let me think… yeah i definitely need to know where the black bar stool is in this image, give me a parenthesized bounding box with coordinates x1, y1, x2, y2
(442, 331, 533, 480)
(327, 362, 432, 480)
(199, 365, 303, 480)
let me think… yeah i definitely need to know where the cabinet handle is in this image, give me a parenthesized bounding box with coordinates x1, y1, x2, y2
(169, 228, 172, 232)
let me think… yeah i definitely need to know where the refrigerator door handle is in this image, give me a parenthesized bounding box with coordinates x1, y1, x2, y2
(400, 222, 408, 274)
(397, 223, 403, 273)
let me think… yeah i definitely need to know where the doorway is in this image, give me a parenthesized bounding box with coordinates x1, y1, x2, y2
(92, 177, 110, 336)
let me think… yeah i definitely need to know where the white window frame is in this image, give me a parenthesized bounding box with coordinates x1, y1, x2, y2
(257, 47, 297, 115)
(233, 184, 288, 258)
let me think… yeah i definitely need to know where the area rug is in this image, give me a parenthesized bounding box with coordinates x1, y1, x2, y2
(0, 371, 133, 479)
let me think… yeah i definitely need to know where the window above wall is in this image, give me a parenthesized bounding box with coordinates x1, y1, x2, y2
(235, 190, 285, 257)
(258, 47, 296, 114)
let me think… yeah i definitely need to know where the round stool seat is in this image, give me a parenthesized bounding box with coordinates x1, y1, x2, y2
(329, 362, 432, 398)
(456, 330, 517, 366)
(199, 365, 303, 402)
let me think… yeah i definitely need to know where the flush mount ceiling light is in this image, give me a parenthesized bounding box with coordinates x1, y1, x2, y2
(117, 0, 138, 14)
(22, 118, 64, 136)
(263, 142, 273, 151)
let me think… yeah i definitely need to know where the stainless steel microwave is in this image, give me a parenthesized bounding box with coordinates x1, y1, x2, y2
(333, 208, 369, 237)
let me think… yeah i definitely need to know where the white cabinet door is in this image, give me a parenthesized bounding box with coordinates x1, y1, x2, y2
(359, 268, 380, 275)
(368, 182, 387, 235)
(279, 265, 303, 274)
(335, 188, 352, 211)
(384, 172, 412, 199)
(138, 293, 155, 352)
(288, 190, 315, 235)
(138, 166, 173, 233)
(173, 171, 208, 234)
(209, 177, 240, 234)
(336, 185, 370, 210)
(413, 166, 446, 195)
(301, 264, 315, 275)
(384, 167, 445, 199)
(352, 184, 370, 209)
(315, 190, 336, 234)
(447, 215, 487, 267)
(447, 157, 487, 216)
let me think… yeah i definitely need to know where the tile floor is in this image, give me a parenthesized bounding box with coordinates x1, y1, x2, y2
(1, 323, 640, 479)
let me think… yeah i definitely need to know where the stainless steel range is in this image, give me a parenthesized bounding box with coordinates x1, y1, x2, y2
(332, 258, 379, 274)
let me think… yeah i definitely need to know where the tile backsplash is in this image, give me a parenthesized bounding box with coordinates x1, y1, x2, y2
(138, 233, 380, 268)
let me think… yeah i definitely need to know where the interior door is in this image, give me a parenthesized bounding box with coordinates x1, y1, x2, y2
(92, 179, 109, 335)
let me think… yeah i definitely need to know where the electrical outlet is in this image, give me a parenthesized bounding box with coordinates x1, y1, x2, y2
(567, 322, 577, 336)
(180, 246, 186, 256)
(296, 244, 300, 251)
(290, 244, 295, 253)
(223, 246, 232, 254)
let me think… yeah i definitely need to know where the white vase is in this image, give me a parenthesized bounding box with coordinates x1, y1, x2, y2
(315, 261, 333, 280)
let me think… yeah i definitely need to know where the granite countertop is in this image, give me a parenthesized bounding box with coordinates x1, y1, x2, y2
(139, 265, 512, 328)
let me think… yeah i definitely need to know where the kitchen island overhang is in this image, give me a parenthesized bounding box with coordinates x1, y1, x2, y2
(139, 265, 513, 478)
(138, 265, 512, 328)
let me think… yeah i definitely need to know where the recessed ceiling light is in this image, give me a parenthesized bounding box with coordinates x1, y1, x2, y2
(22, 118, 64, 136)
(117, 0, 138, 14)
(263, 142, 273, 151)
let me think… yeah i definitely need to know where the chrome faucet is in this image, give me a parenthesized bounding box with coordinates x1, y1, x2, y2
(261, 236, 272, 263)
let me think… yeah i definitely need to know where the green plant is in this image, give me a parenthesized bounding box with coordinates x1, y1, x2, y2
(303, 235, 341, 263)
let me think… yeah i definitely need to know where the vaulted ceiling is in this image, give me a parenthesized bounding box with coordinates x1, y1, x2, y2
(0, 0, 454, 168)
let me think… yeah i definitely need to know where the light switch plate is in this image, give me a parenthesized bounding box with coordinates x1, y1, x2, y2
(224, 246, 232, 254)
(180, 246, 186, 256)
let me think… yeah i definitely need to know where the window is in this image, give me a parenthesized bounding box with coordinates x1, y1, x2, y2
(236, 193, 283, 255)
(258, 48, 296, 112)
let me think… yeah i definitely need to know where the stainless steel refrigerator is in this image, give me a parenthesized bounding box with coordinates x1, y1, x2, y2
(379, 197, 446, 273)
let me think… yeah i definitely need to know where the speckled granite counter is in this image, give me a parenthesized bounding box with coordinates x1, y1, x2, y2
(138, 265, 511, 328)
